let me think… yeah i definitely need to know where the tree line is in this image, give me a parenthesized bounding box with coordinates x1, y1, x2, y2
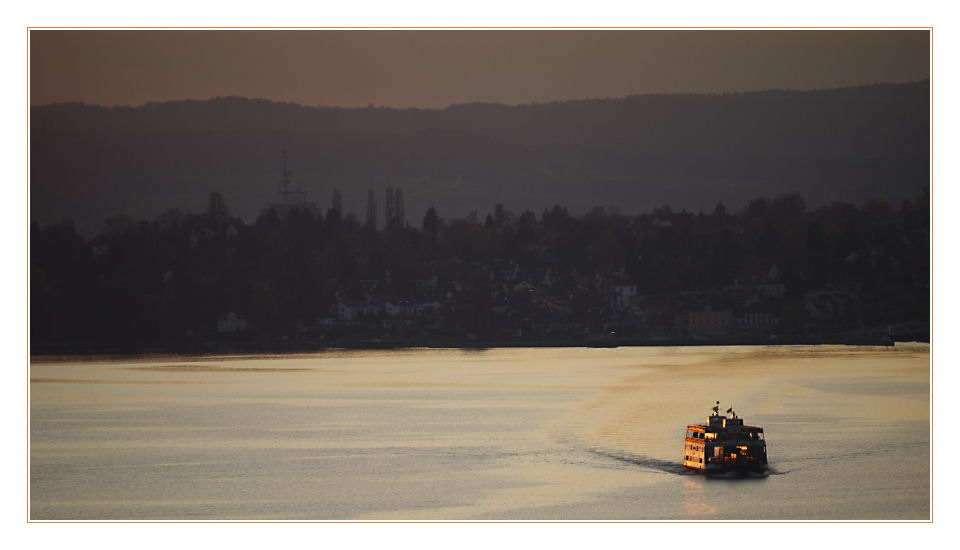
(30, 190, 929, 351)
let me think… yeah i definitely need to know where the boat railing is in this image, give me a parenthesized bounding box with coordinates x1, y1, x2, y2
(713, 432, 764, 442)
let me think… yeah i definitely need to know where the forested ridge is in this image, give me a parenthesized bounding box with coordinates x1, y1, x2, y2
(31, 81, 929, 235)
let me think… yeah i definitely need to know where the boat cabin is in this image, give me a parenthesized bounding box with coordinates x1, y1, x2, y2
(683, 405, 767, 472)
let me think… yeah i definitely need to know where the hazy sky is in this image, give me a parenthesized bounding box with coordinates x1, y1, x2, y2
(30, 29, 929, 108)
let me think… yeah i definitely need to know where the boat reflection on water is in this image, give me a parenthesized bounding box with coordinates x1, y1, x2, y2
(683, 401, 768, 476)
(681, 478, 719, 518)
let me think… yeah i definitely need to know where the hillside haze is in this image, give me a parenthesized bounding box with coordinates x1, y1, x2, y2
(31, 81, 929, 232)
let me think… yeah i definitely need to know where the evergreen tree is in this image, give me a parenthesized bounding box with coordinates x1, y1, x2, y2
(331, 187, 343, 215)
(365, 189, 378, 229)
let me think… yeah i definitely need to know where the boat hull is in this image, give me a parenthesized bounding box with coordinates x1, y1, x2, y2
(702, 467, 770, 478)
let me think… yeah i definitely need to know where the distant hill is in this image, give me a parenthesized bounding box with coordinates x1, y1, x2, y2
(30, 82, 929, 233)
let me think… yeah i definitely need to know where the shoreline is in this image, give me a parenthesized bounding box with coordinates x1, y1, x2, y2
(30, 333, 925, 361)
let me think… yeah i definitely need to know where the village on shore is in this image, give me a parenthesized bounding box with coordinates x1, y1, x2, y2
(31, 174, 929, 355)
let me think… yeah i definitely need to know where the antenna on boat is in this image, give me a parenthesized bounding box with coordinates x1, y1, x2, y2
(712, 401, 719, 416)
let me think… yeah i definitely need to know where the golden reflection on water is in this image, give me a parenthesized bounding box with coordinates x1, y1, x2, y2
(130, 365, 312, 372)
(30, 344, 930, 520)
(31, 377, 217, 385)
(681, 478, 717, 518)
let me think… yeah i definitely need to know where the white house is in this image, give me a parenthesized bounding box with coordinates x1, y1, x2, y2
(217, 311, 248, 334)
(612, 284, 638, 311)
(413, 301, 443, 317)
(335, 301, 363, 321)
(385, 300, 415, 318)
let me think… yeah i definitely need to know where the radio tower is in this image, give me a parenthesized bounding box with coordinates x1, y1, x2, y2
(261, 150, 318, 220)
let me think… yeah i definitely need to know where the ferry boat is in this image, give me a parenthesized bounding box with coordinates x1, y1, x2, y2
(683, 402, 768, 474)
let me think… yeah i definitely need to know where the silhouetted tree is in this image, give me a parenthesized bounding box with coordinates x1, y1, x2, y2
(365, 189, 377, 228)
(206, 191, 229, 224)
(771, 194, 806, 218)
(384, 186, 395, 226)
(395, 188, 405, 227)
(744, 198, 769, 219)
(383, 187, 405, 227)
(331, 188, 343, 215)
(494, 203, 505, 226)
(422, 206, 441, 234)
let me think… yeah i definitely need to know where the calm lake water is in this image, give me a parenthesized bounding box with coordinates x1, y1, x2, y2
(30, 345, 930, 520)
